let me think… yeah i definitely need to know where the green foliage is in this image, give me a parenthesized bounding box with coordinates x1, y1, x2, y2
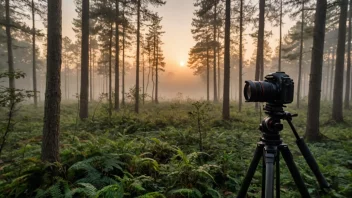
(137, 192, 166, 198)
(168, 188, 202, 198)
(188, 101, 212, 152)
(95, 184, 124, 198)
(0, 101, 351, 197)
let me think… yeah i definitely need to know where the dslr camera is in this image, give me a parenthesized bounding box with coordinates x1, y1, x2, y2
(244, 72, 294, 105)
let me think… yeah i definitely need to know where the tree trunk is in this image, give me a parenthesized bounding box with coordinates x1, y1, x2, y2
(32, 0, 38, 107)
(152, 35, 156, 102)
(142, 47, 145, 104)
(115, 0, 120, 111)
(206, 36, 210, 101)
(89, 38, 93, 101)
(77, 65, 79, 94)
(217, 29, 221, 100)
(278, 0, 282, 71)
(297, 1, 304, 108)
(152, 64, 154, 101)
(222, 0, 231, 120)
(344, 0, 352, 109)
(325, 49, 331, 100)
(5, 0, 15, 92)
(92, 51, 95, 100)
(155, 37, 159, 104)
(257, 0, 265, 81)
(122, 4, 125, 106)
(239, 0, 243, 112)
(146, 42, 151, 96)
(135, 0, 141, 113)
(332, 0, 348, 122)
(79, 0, 89, 119)
(213, 1, 218, 102)
(109, 23, 113, 117)
(254, 0, 265, 109)
(41, 0, 62, 162)
(330, 47, 336, 101)
(305, 0, 327, 141)
(65, 54, 68, 100)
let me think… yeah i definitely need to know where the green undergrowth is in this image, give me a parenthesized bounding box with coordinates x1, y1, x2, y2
(0, 100, 351, 197)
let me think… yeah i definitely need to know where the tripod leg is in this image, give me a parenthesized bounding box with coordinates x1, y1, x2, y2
(286, 119, 330, 189)
(237, 144, 264, 198)
(280, 145, 311, 198)
(262, 157, 265, 198)
(264, 146, 276, 198)
(276, 151, 280, 198)
(296, 138, 330, 189)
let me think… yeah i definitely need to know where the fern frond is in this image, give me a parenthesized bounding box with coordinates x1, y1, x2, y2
(66, 183, 97, 198)
(137, 192, 166, 198)
(168, 188, 202, 198)
(94, 183, 124, 198)
(205, 187, 221, 198)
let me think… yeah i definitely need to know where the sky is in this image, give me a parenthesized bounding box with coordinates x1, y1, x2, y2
(60, 0, 295, 70)
(56, 0, 297, 98)
(61, 0, 198, 72)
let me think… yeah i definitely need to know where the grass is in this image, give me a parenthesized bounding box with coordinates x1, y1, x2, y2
(0, 99, 351, 197)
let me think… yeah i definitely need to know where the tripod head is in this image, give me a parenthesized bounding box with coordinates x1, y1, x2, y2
(259, 103, 299, 144)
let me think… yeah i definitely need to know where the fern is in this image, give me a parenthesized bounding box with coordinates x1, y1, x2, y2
(168, 188, 202, 198)
(94, 183, 124, 198)
(68, 154, 125, 189)
(35, 179, 69, 198)
(204, 187, 221, 198)
(65, 183, 97, 198)
(137, 192, 166, 198)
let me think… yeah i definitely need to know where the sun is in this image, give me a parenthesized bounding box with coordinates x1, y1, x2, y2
(179, 61, 185, 67)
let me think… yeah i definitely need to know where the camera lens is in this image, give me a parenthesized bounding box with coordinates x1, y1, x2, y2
(244, 80, 276, 102)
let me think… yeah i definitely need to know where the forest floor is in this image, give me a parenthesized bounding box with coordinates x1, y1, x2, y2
(0, 99, 351, 198)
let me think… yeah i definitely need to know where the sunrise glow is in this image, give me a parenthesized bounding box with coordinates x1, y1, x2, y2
(179, 61, 185, 67)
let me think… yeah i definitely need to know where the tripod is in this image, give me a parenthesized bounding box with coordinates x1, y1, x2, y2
(237, 104, 330, 198)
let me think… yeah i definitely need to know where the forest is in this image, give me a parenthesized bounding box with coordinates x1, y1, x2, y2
(0, 0, 351, 197)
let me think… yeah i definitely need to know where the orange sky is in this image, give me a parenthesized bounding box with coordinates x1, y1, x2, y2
(58, 0, 296, 73)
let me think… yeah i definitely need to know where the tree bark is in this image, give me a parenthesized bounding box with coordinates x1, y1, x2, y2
(297, 1, 304, 108)
(142, 45, 145, 104)
(330, 47, 336, 101)
(239, 0, 243, 112)
(122, 3, 126, 106)
(344, 0, 352, 109)
(92, 50, 95, 100)
(217, 29, 221, 100)
(325, 49, 331, 100)
(257, 0, 265, 81)
(65, 53, 68, 100)
(89, 38, 93, 101)
(109, 23, 113, 118)
(222, 0, 231, 120)
(332, 0, 348, 122)
(305, 0, 327, 141)
(79, 0, 89, 119)
(115, 0, 120, 111)
(207, 36, 210, 101)
(278, 0, 282, 71)
(213, 1, 218, 102)
(155, 37, 159, 104)
(146, 41, 151, 97)
(32, 0, 38, 108)
(135, 0, 141, 113)
(152, 35, 156, 102)
(5, 0, 15, 91)
(42, 0, 62, 162)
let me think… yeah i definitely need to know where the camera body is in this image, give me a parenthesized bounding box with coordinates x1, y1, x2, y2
(265, 72, 294, 104)
(244, 72, 294, 104)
